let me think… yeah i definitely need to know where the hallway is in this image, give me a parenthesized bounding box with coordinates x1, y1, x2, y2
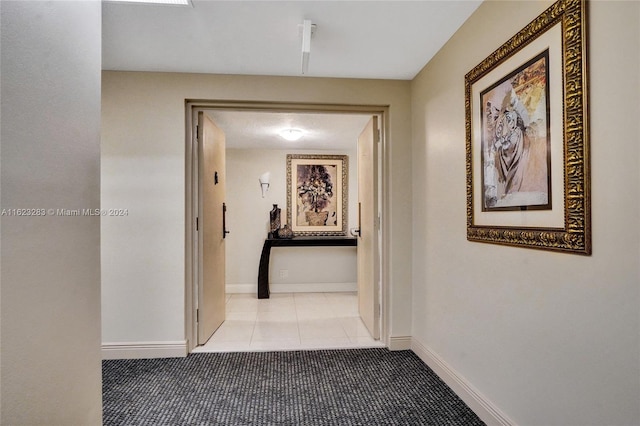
(193, 292, 383, 352)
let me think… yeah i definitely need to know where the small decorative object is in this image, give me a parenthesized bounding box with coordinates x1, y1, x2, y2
(465, 0, 590, 255)
(269, 204, 281, 238)
(287, 154, 348, 237)
(277, 224, 294, 239)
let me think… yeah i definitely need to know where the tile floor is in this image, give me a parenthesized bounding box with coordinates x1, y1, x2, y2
(193, 292, 384, 352)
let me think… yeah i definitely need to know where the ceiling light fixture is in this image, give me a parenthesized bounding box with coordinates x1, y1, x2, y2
(300, 19, 317, 75)
(105, 0, 192, 6)
(279, 128, 304, 141)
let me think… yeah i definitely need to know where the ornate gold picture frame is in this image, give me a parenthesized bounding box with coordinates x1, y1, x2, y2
(465, 0, 591, 255)
(287, 154, 348, 236)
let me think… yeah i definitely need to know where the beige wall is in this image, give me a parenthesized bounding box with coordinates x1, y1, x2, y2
(226, 148, 358, 293)
(101, 72, 412, 345)
(0, 1, 103, 424)
(411, 1, 640, 425)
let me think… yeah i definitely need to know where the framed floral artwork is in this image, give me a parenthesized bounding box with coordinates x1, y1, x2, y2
(286, 154, 348, 236)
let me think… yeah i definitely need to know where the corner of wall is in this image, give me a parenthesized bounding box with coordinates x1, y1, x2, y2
(411, 339, 515, 426)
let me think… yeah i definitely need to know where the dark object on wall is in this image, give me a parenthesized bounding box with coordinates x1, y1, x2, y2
(269, 204, 281, 238)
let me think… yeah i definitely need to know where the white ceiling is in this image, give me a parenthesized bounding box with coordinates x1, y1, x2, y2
(102, 0, 482, 80)
(103, 0, 482, 149)
(206, 110, 373, 150)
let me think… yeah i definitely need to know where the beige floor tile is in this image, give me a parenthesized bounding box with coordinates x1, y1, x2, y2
(299, 337, 353, 350)
(226, 310, 257, 321)
(348, 335, 385, 347)
(256, 310, 298, 322)
(296, 309, 337, 320)
(338, 317, 372, 337)
(226, 296, 259, 313)
(207, 320, 254, 342)
(197, 292, 381, 353)
(252, 321, 299, 341)
(298, 318, 348, 340)
(194, 340, 252, 352)
(249, 339, 301, 351)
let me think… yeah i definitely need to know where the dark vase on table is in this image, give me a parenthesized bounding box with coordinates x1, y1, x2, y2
(269, 204, 281, 238)
(277, 223, 294, 239)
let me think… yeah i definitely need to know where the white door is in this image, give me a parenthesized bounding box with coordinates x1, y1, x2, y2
(357, 116, 380, 339)
(197, 112, 227, 344)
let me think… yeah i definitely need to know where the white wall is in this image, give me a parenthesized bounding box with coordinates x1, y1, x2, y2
(101, 73, 412, 349)
(0, 1, 103, 424)
(410, 1, 640, 425)
(226, 148, 357, 293)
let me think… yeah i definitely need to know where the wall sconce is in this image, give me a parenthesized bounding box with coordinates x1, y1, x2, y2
(259, 172, 271, 198)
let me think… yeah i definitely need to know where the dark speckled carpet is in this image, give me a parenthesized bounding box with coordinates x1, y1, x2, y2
(103, 348, 485, 425)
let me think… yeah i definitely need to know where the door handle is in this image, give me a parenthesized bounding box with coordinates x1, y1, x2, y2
(351, 202, 361, 237)
(223, 203, 230, 238)
(351, 203, 362, 237)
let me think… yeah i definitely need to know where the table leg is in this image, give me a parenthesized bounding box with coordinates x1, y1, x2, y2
(257, 241, 271, 299)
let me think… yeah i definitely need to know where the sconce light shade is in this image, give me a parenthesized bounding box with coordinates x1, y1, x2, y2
(259, 172, 271, 198)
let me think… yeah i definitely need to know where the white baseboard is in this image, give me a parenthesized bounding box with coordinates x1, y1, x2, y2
(271, 282, 357, 293)
(388, 336, 412, 351)
(411, 340, 515, 426)
(102, 340, 188, 360)
(226, 282, 357, 294)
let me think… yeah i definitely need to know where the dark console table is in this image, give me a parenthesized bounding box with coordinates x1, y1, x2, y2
(258, 236, 357, 299)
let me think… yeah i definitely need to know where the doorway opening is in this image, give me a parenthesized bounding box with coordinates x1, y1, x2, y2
(185, 100, 388, 353)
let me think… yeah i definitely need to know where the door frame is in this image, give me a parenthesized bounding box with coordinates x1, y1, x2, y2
(185, 100, 389, 353)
